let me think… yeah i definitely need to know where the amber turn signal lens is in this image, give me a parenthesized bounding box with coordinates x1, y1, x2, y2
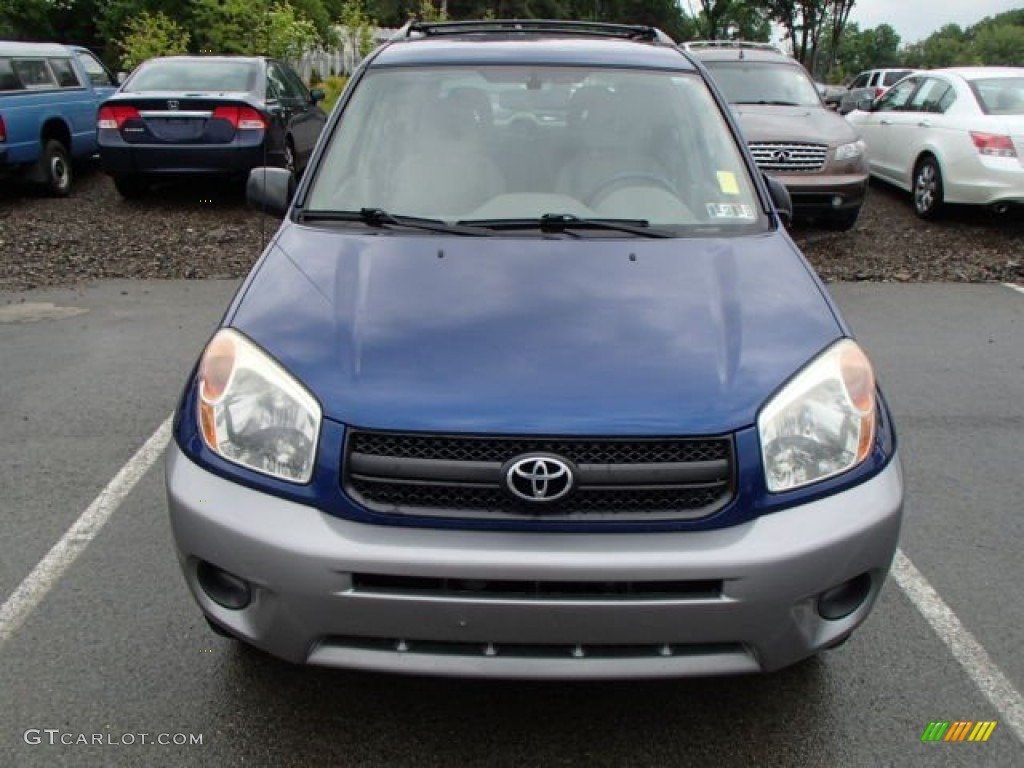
(199, 334, 236, 403)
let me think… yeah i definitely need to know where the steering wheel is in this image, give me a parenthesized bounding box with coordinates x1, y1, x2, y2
(584, 172, 678, 207)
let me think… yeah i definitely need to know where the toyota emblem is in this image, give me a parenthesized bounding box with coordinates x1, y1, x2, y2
(167, 100, 179, 111)
(504, 455, 575, 503)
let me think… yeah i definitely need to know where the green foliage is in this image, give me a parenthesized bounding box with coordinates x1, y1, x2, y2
(341, 0, 377, 59)
(414, 1, 449, 21)
(119, 11, 190, 70)
(264, 2, 322, 60)
(320, 73, 350, 111)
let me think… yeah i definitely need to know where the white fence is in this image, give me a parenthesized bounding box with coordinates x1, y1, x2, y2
(292, 26, 399, 82)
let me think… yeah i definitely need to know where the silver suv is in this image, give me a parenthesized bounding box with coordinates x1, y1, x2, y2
(690, 43, 869, 230)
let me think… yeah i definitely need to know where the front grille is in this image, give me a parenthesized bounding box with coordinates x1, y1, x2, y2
(352, 574, 722, 600)
(749, 142, 828, 172)
(342, 430, 735, 523)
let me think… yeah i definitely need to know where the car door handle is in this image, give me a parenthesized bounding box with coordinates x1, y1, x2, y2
(917, 119, 932, 128)
(879, 118, 892, 126)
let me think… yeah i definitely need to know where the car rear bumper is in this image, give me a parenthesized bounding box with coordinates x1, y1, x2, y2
(166, 443, 904, 679)
(772, 172, 869, 213)
(98, 141, 273, 176)
(944, 155, 1024, 207)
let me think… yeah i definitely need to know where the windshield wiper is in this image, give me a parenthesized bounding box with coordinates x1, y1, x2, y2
(732, 100, 802, 106)
(459, 213, 675, 238)
(295, 208, 494, 237)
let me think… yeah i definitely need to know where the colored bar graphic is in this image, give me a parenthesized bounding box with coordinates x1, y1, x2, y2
(922, 720, 997, 742)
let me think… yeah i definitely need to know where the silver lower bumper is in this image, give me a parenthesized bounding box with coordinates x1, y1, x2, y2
(165, 444, 904, 679)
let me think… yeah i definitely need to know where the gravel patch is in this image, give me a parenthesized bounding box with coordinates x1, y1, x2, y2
(1, 162, 1021, 291)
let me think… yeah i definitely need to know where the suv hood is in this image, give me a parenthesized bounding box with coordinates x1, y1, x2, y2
(228, 225, 844, 435)
(731, 104, 859, 146)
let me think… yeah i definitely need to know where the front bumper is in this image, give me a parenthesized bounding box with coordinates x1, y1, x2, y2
(166, 444, 904, 679)
(774, 172, 869, 214)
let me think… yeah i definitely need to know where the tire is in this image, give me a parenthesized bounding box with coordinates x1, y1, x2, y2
(113, 174, 150, 199)
(41, 139, 72, 197)
(913, 156, 943, 220)
(824, 207, 861, 231)
(283, 138, 298, 182)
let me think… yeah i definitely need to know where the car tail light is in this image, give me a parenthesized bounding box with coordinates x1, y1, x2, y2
(212, 106, 267, 130)
(97, 105, 140, 129)
(874, 87, 885, 98)
(970, 132, 1017, 158)
(0, 114, 6, 142)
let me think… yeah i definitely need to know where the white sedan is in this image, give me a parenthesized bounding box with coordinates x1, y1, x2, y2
(846, 67, 1023, 218)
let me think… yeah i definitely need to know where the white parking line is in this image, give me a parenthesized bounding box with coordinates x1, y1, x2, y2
(0, 416, 172, 650)
(1003, 282, 1024, 297)
(0, 413, 1022, 746)
(893, 550, 1024, 743)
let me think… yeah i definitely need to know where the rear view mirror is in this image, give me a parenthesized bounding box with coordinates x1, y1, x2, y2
(310, 88, 325, 104)
(764, 174, 793, 227)
(247, 167, 295, 217)
(856, 97, 875, 112)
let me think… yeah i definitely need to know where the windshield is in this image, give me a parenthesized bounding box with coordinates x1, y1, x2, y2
(126, 60, 257, 92)
(969, 77, 1024, 116)
(305, 66, 767, 234)
(703, 61, 822, 107)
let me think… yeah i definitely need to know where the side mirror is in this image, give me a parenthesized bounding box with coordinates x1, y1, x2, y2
(310, 88, 325, 104)
(247, 167, 294, 217)
(116, 71, 127, 84)
(764, 174, 793, 227)
(856, 97, 875, 112)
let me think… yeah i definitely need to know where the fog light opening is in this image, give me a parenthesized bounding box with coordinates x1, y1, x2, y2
(197, 560, 252, 610)
(831, 195, 844, 209)
(817, 572, 871, 620)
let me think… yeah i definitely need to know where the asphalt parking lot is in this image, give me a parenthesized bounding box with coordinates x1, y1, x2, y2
(1, 275, 1021, 767)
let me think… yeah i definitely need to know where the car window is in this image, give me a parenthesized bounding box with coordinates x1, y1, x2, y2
(883, 70, 912, 87)
(0, 58, 22, 91)
(267, 62, 305, 102)
(76, 51, 114, 87)
(12, 59, 57, 89)
(307, 65, 768, 234)
(937, 87, 957, 113)
(968, 77, 1024, 116)
(875, 77, 920, 112)
(909, 78, 951, 113)
(126, 60, 257, 92)
(868, 72, 880, 87)
(702, 61, 821, 106)
(280, 63, 312, 103)
(850, 73, 869, 89)
(48, 58, 81, 88)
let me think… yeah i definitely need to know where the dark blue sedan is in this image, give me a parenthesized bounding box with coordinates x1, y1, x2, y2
(97, 55, 326, 197)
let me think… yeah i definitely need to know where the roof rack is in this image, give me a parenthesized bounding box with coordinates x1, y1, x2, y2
(682, 40, 786, 54)
(394, 19, 676, 45)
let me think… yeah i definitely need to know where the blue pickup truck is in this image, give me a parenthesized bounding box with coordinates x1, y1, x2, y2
(0, 42, 117, 195)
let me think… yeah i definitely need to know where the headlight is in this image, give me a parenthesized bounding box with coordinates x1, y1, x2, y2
(759, 340, 876, 493)
(197, 329, 321, 483)
(835, 140, 865, 161)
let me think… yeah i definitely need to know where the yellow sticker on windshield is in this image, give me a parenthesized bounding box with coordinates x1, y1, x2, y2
(717, 171, 740, 195)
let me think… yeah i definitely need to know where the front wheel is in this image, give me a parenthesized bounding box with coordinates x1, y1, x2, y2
(913, 157, 944, 220)
(41, 139, 72, 197)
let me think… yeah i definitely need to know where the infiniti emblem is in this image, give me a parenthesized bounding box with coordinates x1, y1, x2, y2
(770, 149, 791, 163)
(505, 455, 574, 503)
(167, 100, 179, 111)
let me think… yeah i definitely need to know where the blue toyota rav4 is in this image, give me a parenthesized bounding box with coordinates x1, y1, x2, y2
(166, 20, 904, 679)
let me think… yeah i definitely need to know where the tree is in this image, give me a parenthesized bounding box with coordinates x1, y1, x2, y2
(264, 2, 322, 60)
(118, 11, 190, 69)
(688, 1, 769, 41)
(340, 0, 377, 61)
